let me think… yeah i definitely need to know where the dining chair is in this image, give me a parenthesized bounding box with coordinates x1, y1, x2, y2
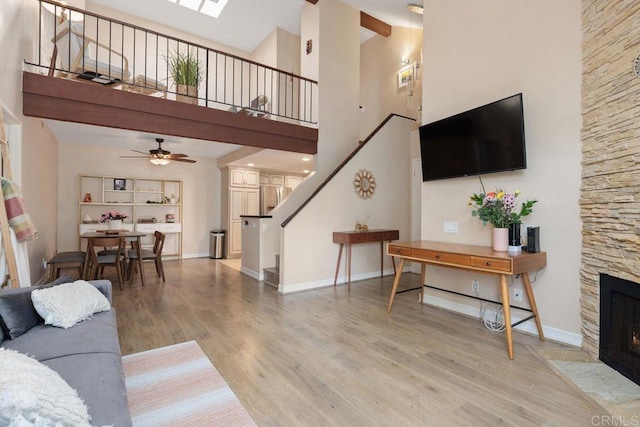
(88, 236, 126, 290)
(127, 231, 166, 282)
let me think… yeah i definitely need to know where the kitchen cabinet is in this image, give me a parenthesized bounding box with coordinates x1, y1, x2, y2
(229, 168, 259, 187)
(285, 175, 302, 189)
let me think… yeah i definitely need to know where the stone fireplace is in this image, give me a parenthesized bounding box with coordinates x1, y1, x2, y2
(580, 1, 640, 361)
(599, 274, 640, 385)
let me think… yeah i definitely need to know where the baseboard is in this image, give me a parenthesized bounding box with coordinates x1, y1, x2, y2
(240, 266, 262, 281)
(278, 266, 411, 294)
(182, 252, 210, 259)
(422, 293, 583, 348)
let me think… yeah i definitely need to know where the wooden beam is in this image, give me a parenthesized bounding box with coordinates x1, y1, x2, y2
(360, 11, 391, 37)
(22, 72, 317, 155)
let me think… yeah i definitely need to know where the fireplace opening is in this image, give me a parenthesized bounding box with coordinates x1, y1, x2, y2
(600, 273, 640, 386)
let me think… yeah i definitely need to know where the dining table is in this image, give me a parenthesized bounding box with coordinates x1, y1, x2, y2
(80, 230, 150, 287)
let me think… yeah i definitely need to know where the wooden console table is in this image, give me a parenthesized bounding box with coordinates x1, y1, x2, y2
(386, 240, 547, 359)
(333, 229, 399, 290)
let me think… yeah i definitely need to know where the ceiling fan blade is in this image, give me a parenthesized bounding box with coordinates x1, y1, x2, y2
(172, 158, 197, 163)
(166, 154, 189, 159)
(119, 155, 150, 158)
(168, 153, 189, 157)
(131, 150, 149, 155)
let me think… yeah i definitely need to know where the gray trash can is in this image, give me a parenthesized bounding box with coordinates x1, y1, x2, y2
(210, 230, 225, 259)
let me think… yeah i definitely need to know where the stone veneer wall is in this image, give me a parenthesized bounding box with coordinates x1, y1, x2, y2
(580, 0, 640, 357)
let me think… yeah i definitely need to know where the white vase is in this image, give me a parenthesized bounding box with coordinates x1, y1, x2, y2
(492, 227, 508, 252)
(109, 219, 122, 230)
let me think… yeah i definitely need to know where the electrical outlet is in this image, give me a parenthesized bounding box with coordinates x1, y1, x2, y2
(513, 288, 523, 302)
(472, 279, 479, 292)
(42, 258, 47, 270)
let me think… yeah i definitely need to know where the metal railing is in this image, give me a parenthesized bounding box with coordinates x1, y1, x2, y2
(30, 0, 317, 126)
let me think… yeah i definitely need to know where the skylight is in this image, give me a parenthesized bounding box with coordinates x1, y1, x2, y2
(168, 0, 230, 18)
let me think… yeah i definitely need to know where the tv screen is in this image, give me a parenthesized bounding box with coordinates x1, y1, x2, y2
(419, 93, 526, 182)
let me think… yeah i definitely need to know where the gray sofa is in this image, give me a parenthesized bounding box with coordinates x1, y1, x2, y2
(0, 275, 132, 426)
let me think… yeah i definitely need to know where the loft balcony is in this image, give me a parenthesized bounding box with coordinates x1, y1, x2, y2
(23, 0, 318, 154)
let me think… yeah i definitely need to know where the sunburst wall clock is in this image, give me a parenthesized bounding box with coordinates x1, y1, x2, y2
(353, 169, 376, 199)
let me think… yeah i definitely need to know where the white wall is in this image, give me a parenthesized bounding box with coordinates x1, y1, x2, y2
(57, 143, 220, 258)
(0, 0, 62, 284)
(281, 116, 414, 292)
(360, 26, 422, 139)
(421, 0, 583, 342)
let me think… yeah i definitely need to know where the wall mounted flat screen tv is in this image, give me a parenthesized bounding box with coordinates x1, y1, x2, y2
(419, 93, 526, 182)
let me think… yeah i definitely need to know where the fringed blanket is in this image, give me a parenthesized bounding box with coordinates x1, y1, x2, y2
(1, 178, 37, 242)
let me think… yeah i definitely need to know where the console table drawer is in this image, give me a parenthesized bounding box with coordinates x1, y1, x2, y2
(412, 249, 470, 266)
(470, 256, 512, 272)
(388, 245, 411, 256)
(367, 231, 384, 242)
(383, 230, 400, 241)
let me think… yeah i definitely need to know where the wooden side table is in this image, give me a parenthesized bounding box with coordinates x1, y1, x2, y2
(333, 229, 399, 290)
(386, 240, 547, 359)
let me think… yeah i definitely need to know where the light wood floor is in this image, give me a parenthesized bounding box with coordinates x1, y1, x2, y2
(109, 258, 601, 426)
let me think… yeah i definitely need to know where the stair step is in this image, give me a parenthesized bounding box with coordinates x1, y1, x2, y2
(263, 267, 279, 287)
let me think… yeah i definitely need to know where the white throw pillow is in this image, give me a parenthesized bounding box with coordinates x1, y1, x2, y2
(0, 348, 91, 426)
(31, 280, 111, 329)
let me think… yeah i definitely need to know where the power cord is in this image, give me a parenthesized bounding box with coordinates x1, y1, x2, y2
(475, 283, 507, 332)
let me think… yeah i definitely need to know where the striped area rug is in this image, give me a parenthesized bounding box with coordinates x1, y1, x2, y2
(123, 341, 256, 426)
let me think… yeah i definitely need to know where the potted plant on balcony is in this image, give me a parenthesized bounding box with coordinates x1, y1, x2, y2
(167, 50, 203, 105)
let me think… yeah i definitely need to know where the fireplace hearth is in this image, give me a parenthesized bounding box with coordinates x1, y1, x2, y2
(600, 274, 640, 386)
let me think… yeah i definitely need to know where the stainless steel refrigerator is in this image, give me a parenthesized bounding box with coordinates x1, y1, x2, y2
(260, 186, 292, 215)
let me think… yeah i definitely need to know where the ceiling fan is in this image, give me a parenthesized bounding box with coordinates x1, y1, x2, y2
(120, 138, 196, 165)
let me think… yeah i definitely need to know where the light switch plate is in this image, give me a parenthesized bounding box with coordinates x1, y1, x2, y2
(444, 221, 459, 233)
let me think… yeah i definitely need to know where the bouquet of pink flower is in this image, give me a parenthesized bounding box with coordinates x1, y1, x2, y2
(469, 189, 536, 228)
(100, 211, 129, 222)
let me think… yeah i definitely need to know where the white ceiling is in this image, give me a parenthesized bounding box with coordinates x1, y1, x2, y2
(89, 0, 423, 52)
(50, 0, 423, 172)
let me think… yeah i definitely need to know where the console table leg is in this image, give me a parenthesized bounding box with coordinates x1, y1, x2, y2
(499, 274, 514, 360)
(379, 242, 384, 278)
(386, 258, 405, 313)
(522, 272, 545, 341)
(333, 244, 344, 286)
(419, 263, 427, 303)
(347, 244, 352, 291)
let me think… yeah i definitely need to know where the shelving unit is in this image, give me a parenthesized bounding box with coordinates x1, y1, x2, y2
(78, 175, 183, 258)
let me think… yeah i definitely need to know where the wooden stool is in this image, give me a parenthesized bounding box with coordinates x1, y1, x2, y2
(48, 251, 86, 281)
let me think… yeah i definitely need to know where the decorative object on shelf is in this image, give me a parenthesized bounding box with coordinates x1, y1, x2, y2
(169, 194, 177, 204)
(167, 50, 203, 105)
(353, 169, 376, 199)
(83, 193, 92, 202)
(82, 214, 92, 224)
(138, 217, 157, 224)
(113, 178, 126, 191)
(165, 213, 175, 223)
(469, 188, 537, 252)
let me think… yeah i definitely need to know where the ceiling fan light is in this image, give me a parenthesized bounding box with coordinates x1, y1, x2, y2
(150, 158, 170, 166)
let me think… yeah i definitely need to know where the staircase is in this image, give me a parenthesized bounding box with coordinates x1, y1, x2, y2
(263, 254, 279, 287)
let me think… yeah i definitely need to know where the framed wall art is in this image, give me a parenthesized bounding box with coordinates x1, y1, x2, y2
(398, 64, 414, 88)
